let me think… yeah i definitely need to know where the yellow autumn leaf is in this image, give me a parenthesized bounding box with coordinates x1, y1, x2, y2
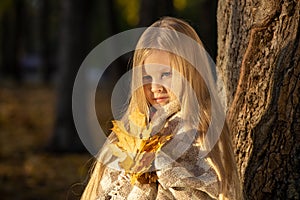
(128, 109, 147, 137)
(108, 144, 134, 171)
(128, 109, 146, 128)
(130, 173, 139, 185)
(111, 120, 142, 154)
(110, 112, 176, 185)
(141, 133, 174, 152)
(140, 126, 152, 139)
(119, 153, 134, 171)
(108, 143, 126, 158)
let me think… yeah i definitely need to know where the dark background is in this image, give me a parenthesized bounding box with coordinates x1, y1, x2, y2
(0, 0, 217, 199)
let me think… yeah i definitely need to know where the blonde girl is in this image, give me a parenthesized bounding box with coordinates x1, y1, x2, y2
(81, 16, 241, 199)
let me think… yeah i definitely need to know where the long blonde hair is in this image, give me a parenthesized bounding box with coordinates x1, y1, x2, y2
(129, 16, 241, 199)
(81, 16, 241, 200)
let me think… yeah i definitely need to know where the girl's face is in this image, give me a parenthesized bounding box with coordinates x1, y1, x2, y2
(142, 51, 175, 108)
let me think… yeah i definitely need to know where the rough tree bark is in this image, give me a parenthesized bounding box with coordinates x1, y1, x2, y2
(216, 0, 299, 199)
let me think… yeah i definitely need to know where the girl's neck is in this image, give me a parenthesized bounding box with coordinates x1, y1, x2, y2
(149, 106, 157, 121)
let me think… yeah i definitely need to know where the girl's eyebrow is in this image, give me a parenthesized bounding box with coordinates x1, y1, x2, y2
(142, 68, 172, 76)
(142, 65, 172, 73)
(152, 65, 172, 72)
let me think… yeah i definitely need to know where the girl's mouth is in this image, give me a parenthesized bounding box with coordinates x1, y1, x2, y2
(153, 97, 169, 103)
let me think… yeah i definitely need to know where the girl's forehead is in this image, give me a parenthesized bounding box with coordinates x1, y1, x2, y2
(144, 50, 170, 65)
(142, 63, 172, 74)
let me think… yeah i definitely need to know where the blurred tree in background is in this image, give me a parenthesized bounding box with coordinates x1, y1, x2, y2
(48, 0, 93, 152)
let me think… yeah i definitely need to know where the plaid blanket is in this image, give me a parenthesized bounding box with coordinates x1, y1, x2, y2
(94, 112, 220, 199)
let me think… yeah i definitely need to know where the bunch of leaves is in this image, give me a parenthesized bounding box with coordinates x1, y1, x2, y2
(108, 110, 174, 184)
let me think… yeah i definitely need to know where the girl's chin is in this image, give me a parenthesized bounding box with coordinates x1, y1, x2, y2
(151, 101, 170, 108)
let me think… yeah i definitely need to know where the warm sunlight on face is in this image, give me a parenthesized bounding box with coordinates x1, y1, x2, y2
(142, 51, 175, 108)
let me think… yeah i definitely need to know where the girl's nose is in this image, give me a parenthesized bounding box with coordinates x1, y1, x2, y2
(150, 83, 163, 93)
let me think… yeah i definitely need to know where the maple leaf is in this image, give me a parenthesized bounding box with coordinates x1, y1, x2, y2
(128, 108, 147, 135)
(109, 109, 175, 184)
(111, 120, 144, 154)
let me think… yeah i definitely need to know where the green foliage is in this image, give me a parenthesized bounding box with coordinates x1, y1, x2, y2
(174, 0, 187, 11)
(116, 0, 140, 26)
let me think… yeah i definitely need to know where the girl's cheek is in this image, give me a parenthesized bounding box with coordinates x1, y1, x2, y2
(164, 79, 172, 88)
(167, 90, 176, 101)
(143, 86, 151, 97)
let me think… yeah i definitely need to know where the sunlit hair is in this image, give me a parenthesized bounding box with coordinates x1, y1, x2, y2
(81, 16, 241, 200)
(130, 17, 210, 133)
(128, 17, 241, 199)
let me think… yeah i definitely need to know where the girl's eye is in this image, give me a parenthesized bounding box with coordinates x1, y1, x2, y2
(142, 75, 152, 83)
(161, 72, 172, 79)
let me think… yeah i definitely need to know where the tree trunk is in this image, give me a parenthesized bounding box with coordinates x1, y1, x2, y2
(216, 0, 300, 199)
(40, 0, 57, 84)
(1, 8, 17, 80)
(0, 0, 25, 83)
(49, 0, 92, 152)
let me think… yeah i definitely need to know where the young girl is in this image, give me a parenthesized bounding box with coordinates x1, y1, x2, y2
(81, 17, 241, 200)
